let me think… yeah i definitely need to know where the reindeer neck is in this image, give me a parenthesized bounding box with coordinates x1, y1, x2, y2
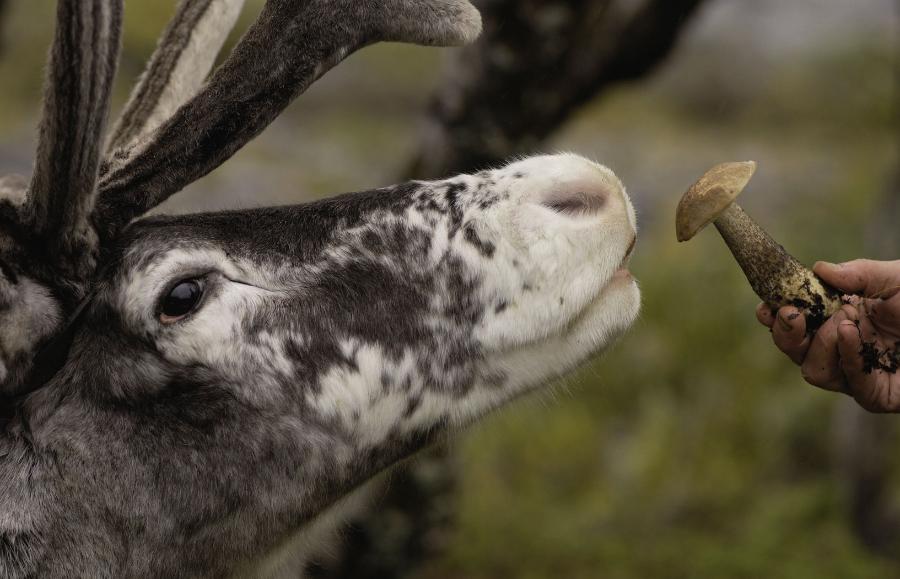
(0, 405, 74, 579)
(2, 380, 428, 578)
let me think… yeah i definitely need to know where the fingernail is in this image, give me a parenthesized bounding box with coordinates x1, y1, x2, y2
(817, 261, 840, 269)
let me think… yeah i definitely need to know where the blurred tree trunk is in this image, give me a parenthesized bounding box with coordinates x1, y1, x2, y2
(410, 0, 708, 179)
(311, 1, 709, 577)
(0, 0, 7, 54)
(832, 12, 900, 560)
(834, 403, 900, 561)
(833, 167, 900, 561)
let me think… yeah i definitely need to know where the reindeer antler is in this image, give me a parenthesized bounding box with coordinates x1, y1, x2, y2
(0, 0, 481, 397)
(25, 0, 122, 279)
(107, 0, 246, 153)
(0, 0, 123, 395)
(96, 0, 482, 238)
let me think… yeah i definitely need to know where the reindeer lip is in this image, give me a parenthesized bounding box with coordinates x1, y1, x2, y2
(617, 235, 637, 270)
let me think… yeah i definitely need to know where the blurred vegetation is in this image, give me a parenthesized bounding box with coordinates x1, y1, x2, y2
(419, 20, 900, 578)
(420, 20, 899, 577)
(0, 1, 897, 578)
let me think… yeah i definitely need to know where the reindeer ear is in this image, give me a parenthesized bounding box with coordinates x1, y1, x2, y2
(94, 0, 482, 240)
(24, 0, 122, 272)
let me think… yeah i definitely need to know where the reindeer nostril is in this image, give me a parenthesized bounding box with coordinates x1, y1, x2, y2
(542, 191, 607, 216)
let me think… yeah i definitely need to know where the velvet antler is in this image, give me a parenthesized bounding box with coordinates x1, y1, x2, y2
(95, 0, 482, 238)
(0, 0, 482, 398)
(107, 0, 246, 153)
(25, 0, 122, 277)
(0, 0, 123, 394)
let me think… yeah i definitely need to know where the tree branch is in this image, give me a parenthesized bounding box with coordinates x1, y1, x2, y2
(0, 0, 8, 56)
(410, 0, 709, 179)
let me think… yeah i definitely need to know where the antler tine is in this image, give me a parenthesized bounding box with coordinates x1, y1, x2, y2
(25, 0, 122, 273)
(106, 0, 246, 154)
(95, 0, 482, 239)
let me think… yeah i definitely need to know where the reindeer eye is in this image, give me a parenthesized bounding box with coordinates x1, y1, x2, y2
(160, 279, 203, 322)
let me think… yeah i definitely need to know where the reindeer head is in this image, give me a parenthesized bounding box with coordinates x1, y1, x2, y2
(1, 1, 639, 576)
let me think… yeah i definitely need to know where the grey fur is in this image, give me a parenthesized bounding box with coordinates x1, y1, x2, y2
(26, 0, 122, 276)
(0, 1, 497, 575)
(1, 166, 639, 577)
(0, 1, 122, 397)
(2, 186, 466, 577)
(0, 0, 481, 397)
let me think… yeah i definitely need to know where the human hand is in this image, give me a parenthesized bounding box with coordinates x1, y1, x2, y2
(756, 260, 900, 412)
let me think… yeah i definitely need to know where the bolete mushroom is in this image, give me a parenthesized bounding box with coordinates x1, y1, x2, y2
(676, 161, 842, 332)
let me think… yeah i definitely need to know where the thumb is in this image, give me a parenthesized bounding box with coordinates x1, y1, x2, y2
(814, 260, 900, 299)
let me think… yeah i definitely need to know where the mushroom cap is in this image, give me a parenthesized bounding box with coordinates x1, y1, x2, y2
(676, 161, 757, 242)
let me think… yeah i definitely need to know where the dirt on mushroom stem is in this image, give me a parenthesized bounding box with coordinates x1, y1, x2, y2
(713, 204, 842, 333)
(675, 162, 843, 335)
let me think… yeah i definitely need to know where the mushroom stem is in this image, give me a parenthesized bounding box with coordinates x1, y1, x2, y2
(714, 204, 842, 331)
(676, 162, 843, 333)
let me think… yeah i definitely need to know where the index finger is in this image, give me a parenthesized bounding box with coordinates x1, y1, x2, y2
(814, 260, 900, 299)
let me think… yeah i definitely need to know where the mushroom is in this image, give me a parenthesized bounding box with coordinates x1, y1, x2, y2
(676, 161, 842, 332)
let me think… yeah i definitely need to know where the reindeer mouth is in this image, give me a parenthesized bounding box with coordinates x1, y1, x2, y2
(625, 235, 637, 258)
(616, 234, 637, 275)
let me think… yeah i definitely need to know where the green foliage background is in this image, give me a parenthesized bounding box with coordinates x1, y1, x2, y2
(0, 1, 897, 577)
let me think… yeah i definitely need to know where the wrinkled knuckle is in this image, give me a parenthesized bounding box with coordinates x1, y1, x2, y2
(839, 304, 858, 319)
(885, 388, 900, 413)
